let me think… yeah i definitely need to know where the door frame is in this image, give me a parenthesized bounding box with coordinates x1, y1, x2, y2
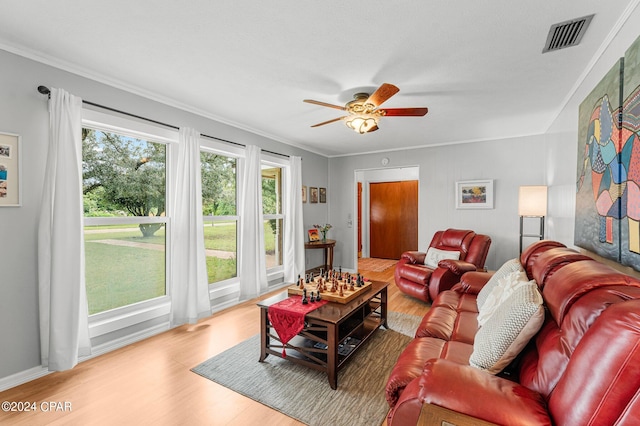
(353, 166, 420, 261)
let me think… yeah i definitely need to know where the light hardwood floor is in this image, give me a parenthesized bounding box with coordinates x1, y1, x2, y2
(0, 264, 429, 426)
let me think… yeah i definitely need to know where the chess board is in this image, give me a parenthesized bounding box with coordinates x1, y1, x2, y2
(287, 275, 372, 304)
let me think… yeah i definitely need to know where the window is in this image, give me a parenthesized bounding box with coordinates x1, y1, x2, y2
(82, 127, 168, 315)
(262, 164, 283, 269)
(201, 150, 238, 284)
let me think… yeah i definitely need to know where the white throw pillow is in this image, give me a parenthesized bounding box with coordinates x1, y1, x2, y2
(477, 270, 531, 327)
(476, 258, 524, 311)
(470, 281, 544, 374)
(424, 247, 460, 268)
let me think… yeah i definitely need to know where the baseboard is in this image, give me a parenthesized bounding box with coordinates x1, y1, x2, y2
(0, 322, 170, 393)
(0, 366, 50, 392)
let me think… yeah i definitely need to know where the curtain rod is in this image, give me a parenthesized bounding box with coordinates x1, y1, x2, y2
(37, 85, 290, 158)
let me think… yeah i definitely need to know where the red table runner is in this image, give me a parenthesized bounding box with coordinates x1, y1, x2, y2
(268, 295, 328, 357)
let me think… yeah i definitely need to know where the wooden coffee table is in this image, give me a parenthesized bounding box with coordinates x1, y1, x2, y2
(257, 280, 388, 389)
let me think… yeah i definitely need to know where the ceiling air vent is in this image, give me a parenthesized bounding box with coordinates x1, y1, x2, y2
(542, 14, 594, 53)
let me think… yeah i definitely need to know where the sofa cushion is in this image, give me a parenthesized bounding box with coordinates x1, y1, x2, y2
(543, 260, 640, 325)
(476, 258, 524, 311)
(398, 263, 433, 285)
(424, 247, 460, 268)
(476, 270, 532, 327)
(415, 305, 478, 344)
(470, 281, 544, 374)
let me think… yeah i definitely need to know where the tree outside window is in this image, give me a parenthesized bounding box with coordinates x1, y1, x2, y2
(82, 128, 167, 314)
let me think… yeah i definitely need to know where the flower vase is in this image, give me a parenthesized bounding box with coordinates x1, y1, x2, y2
(321, 231, 327, 242)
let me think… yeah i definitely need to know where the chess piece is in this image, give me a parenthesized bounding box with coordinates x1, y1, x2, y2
(350, 283, 355, 291)
(302, 288, 308, 304)
(310, 291, 316, 302)
(339, 286, 344, 297)
(316, 291, 322, 301)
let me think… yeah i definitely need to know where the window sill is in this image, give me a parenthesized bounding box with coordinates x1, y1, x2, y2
(88, 296, 171, 338)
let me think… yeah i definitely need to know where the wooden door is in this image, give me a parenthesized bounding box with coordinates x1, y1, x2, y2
(357, 182, 363, 258)
(369, 180, 418, 259)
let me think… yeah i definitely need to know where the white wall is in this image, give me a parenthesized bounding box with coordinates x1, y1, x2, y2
(329, 135, 549, 272)
(0, 49, 329, 382)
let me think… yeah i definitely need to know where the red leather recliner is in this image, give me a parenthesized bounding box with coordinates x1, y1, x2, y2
(394, 229, 491, 303)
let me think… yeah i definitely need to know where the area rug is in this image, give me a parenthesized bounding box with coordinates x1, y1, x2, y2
(357, 257, 398, 272)
(191, 312, 422, 426)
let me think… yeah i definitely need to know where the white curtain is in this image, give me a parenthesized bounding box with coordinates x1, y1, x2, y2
(239, 145, 268, 299)
(38, 88, 91, 371)
(169, 127, 211, 325)
(284, 156, 304, 283)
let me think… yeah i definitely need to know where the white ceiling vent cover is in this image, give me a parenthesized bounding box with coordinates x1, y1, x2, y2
(542, 14, 594, 53)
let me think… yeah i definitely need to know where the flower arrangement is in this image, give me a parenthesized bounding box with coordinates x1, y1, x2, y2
(313, 223, 332, 241)
(313, 223, 332, 232)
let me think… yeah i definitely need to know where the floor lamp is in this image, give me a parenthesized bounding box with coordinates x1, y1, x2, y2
(519, 186, 548, 254)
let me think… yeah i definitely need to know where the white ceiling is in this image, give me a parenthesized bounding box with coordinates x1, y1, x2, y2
(0, 1, 638, 156)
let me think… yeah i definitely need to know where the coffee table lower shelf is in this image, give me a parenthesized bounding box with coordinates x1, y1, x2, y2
(257, 281, 388, 389)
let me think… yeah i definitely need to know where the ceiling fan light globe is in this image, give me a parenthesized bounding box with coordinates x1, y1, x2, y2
(345, 116, 378, 134)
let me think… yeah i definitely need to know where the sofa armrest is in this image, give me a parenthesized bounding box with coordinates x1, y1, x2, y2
(438, 259, 477, 275)
(389, 359, 551, 426)
(418, 403, 499, 426)
(453, 271, 494, 294)
(400, 251, 426, 264)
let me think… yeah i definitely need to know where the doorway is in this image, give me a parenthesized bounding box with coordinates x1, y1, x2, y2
(356, 167, 419, 261)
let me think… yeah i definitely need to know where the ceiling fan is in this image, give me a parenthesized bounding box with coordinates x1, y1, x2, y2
(303, 83, 428, 134)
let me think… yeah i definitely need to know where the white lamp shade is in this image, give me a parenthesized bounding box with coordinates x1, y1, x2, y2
(519, 186, 548, 216)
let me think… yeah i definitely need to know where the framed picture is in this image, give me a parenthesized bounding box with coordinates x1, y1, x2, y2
(455, 179, 494, 209)
(302, 185, 307, 203)
(0, 132, 21, 207)
(308, 228, 320, 242)
(319, 187, 326, 203)
(310, 187, 318, 203)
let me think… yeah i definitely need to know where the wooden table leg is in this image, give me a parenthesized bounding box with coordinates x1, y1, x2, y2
(327, 245, 334, 271)
(259, 307, 269, 362)
(380, 286, 388, 328)
(322, 247, 328, 271)
(327, 322, 338, 389)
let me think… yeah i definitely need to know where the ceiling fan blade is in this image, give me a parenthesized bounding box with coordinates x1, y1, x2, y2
(310, 116, 346, 127)
(381, 107, 429, 116)
(303, 99, 346, 111)
(366, 83, 400, 108)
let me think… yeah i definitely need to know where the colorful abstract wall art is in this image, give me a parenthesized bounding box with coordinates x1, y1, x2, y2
(576, 34, 640, 270)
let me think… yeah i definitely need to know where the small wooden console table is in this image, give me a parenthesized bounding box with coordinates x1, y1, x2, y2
(304, 239, 336, 271)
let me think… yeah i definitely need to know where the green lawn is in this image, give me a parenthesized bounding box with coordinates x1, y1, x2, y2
(85, 241, 165, 314)
(84, 221, 276, 314)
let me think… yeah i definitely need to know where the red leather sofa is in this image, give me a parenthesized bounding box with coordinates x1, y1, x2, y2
(394, 229, 492, 303)
(385, 240, 640, 425)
